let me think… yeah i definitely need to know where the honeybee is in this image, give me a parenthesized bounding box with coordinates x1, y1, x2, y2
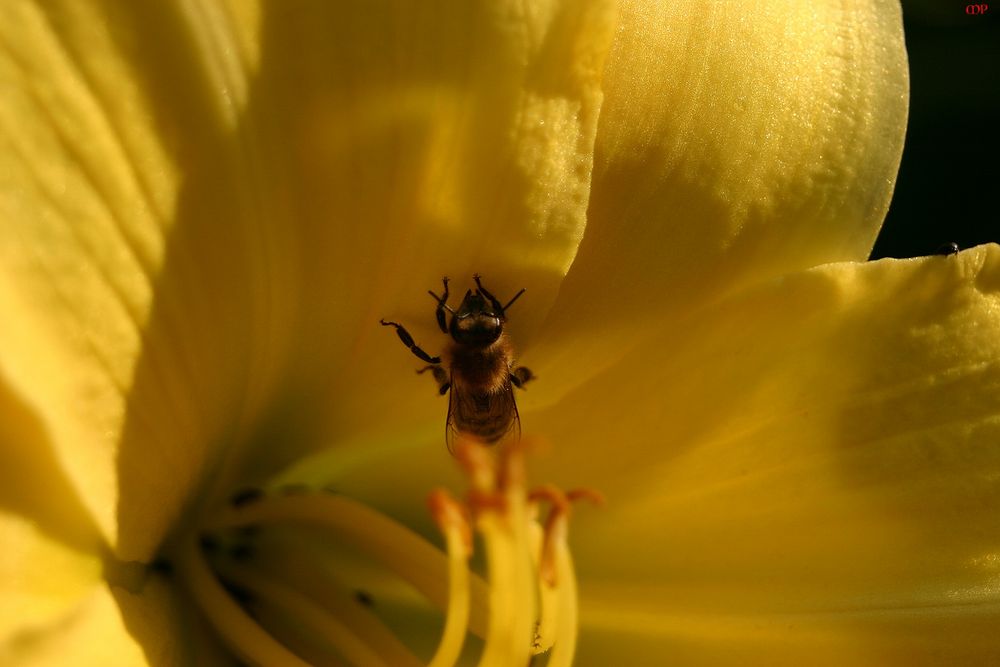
(381, 274, 534, 451)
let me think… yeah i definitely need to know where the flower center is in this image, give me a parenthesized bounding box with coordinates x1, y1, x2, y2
(168, 438, 599, 666)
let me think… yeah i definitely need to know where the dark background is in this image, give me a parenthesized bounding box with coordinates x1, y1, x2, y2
(871, 0, 999, 259)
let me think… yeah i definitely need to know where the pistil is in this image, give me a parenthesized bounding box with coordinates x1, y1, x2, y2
(458, 441, 536, 667)
(427, 489, 472, 667)
(175, 437, 598, 666)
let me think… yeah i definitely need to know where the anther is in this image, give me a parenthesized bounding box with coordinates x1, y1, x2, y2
(467, 489, 508, 516)
(497, 440, 528, 492)
(453, 438, 497, 492)
(237, 525, 260, 540)
(567, 488, 606, 506)
(221, 580, 255, 607)
(428, 489, 473, 557)
(528, 485, 603, 587)
(150, 558, 174, 576)
(528, 485, 571, 514)
(230, 487, 264, 507)
(230, 543, 255, 562)
(528, 487, 570, 587)
(199, 534, 220, 553)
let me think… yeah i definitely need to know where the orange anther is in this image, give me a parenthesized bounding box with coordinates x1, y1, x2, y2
(453, 438, 497, 492)
(428, 489, 473, 556)
(497, 440, 527, 492)
(537, 509, 568, 588)
(528, 485, 604, 587)
(528, 485, 570, 513)
(567, 488, 606, 507)
(466, 489, 508, 516)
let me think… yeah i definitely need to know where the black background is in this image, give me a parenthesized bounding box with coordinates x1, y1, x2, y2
(871, 0, 999, 259)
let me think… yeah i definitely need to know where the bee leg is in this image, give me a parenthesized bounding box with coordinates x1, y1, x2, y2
(380, 320, 441, 363)
(473, 274, 506, 314)
(417, 364, 451, 395)
(427, 277, 451, 334)
(510, 366, 535, 388)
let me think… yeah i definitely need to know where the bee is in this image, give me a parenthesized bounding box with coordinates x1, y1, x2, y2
(381, 274, 535, 451)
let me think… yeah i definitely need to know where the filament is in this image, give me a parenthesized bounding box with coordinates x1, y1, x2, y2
(203, 491, 489, 634)
(213, 559, 408, 667)
(175, 539, 312, 667)
(546, 528, 580, 667)
(427, 490, 472, 667)
(175, 438, 595, 667)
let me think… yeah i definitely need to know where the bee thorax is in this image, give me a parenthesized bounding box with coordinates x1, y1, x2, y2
(448, 338, 513, 393)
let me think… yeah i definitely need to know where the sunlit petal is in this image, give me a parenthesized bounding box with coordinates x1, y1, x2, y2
(231, 0, 619, 476)
(0, 512, 101, 644)
(0, 363, 106, 641)
(534, 0, 909, 394)
(0, 582, 185, 667)
(279, 0, 911, 505)
(0, 0, 260, 559)
(577, 600, 1000, 666)
(530, 244, 1000, 660)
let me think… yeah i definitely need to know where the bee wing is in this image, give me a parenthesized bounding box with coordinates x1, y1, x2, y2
(445, 376, 458, 455)
(510, 382, 522, 441)
(494, 382, 522, 444)
(446, 376, 520, 453)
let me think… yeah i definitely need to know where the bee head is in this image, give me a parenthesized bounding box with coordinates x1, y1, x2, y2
(450, 289, 503, 346)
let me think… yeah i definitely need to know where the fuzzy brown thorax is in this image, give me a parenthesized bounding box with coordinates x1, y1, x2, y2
(447, 335, 513, 394)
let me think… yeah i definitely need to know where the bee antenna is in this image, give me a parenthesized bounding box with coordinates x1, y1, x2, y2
(502, 288, 526, 312)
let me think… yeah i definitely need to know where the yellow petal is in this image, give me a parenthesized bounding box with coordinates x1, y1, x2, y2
(281, 0, 908, 476)
(0, 0, 620, 563)
(0, 373, 105, 639)
(526, 244, 1000, 659)
(534, 0, 909, 385)
(0, 367, 193, 663)
(0, 580, 188, 667)
(233, 0, 619, 476)
(576, 603, 1000, 666)
(0, 511, 101, 644)
(0, 0, 259, 559)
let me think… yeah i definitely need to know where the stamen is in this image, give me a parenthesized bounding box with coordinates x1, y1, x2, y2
(528, 485, 571, 588)
(248, 603, 351, 666)
(526, 498, 561, 655)
(567, 488, 607, 506)
(230, 533, 425, 667)
(175, 539, 312, 667)
(230, 487, 264, 507)
(456, 439, 536, 667)
(179, 436, 596, 667)
(526, 516, 557, 656)
(528, 485, 604, 659)
(547, 537, 579, 667)
(203, 492, 489, 632)
(427, 489, 472, 667)
(476, 507, 535, 667)
(529, 486, 605, 587)
(214, 558, 414, 667)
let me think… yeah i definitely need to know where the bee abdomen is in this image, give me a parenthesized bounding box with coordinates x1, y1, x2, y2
(461, 417, 513, 444)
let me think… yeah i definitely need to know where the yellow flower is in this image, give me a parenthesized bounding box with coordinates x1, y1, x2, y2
(1, 0, 998, 665)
